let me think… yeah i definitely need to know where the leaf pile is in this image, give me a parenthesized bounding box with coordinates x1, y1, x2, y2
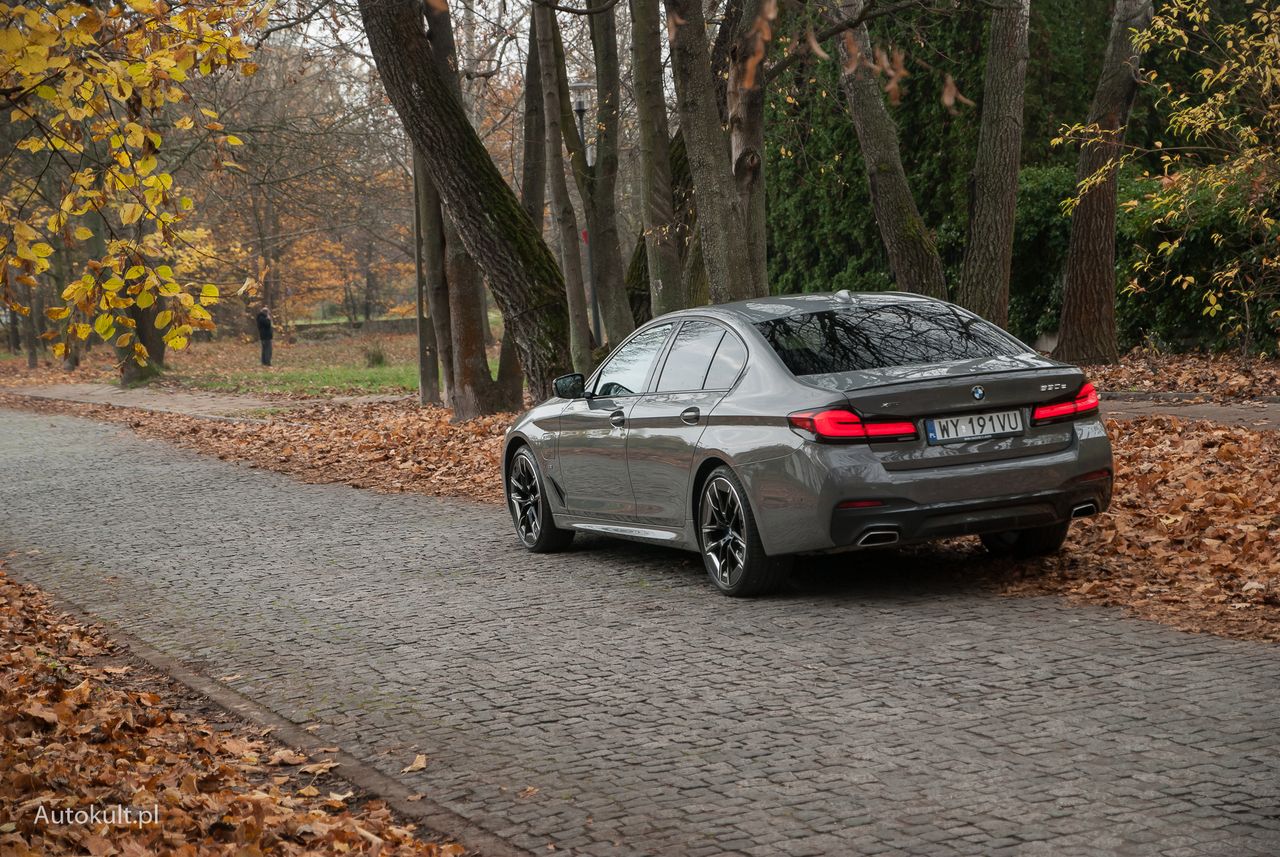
(0, 564, 465, 856)
(1085, 350, 1280, 401)
(0, 394, 510, 504)
(1005, 416, 1280, 641)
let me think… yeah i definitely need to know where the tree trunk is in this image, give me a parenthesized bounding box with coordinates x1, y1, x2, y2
(358, 0, 571, 400)
(119, 301, 166, 385)
(425, 4, 506, 419)
(415, 147, 455, 407)
(956, 0, 1031, 327)
(520, 14, 547, 232)
(1053, 0, 1153, 365)
(536, 6, 594, 374)
(579, 4, 635, 344)
(725, 0, 770, 299)
(631, 0, 687, 315)
(412, 157, 441, 406)
(663, 0, 763, 304)
(834, 2, 948, 299)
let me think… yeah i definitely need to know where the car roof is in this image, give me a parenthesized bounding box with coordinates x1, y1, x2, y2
(664, 290, 944, 327)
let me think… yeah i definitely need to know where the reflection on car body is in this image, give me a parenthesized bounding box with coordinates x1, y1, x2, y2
(503, 291, 1114, 597)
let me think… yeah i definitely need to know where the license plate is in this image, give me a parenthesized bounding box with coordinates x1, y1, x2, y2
(925, 409, 1023, 444)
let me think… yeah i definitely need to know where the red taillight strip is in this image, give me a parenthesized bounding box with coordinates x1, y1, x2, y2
(1032, 382, 1099, 425)
(788, 409, 918, 442)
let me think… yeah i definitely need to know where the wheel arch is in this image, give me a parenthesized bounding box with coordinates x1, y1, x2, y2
(690, 455, 731, 524)
(502, 434, 529, 491)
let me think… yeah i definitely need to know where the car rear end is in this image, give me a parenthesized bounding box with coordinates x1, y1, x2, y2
(737, 295, 1113, 555)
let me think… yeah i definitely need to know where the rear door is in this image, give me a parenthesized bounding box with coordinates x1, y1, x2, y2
(556, 323, 673, 517)
(627, 320, 748, 526)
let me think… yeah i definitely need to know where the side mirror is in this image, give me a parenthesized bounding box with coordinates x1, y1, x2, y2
(553, 372, 586, 399)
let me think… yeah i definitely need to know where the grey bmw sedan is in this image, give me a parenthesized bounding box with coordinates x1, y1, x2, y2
(503, 291, 1114, 596)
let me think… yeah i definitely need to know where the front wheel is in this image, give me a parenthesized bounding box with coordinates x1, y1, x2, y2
(698, 466, 790, 597)
(506, 447, 574, 553)
(980, 520, 1071, 558)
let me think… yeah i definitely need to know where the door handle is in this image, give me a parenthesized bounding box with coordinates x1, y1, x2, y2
(609, 409, 626, 428)
(680, 406, 700, 425)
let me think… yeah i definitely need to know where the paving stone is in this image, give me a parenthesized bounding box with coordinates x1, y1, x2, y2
(1, 407, 1277, 857)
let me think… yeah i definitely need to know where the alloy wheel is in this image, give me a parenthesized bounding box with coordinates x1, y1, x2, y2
(700, 476, 748, 588)
(508, 453, 542, 546)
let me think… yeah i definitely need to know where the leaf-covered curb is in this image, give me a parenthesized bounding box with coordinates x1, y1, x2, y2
(0, 564, 467, 856)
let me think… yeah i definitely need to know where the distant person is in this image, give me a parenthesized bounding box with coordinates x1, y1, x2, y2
(256, 306, 273, 366)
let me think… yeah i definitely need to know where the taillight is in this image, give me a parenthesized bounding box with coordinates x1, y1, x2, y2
(788, 409, 918, 442)
(1032, 382, 1099, 425)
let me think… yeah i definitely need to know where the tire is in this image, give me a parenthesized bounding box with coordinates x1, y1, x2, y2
(697, 465, 790, 597)
(980, 520, 1071, 558)
(506, 447, 574, 553)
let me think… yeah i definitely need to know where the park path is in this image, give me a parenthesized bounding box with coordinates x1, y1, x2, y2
(4, 381, 1279, 429)
(1, 406, 1277, 857)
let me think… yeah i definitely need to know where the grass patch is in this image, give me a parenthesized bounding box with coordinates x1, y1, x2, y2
(187, 363, 420, 396)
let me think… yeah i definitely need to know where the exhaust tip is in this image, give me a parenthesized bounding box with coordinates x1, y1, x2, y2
(857, 528, 900, 547)
(1071, 502, 1098, 519)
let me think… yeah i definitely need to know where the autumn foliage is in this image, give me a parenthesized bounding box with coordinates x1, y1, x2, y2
(1, 0, 263, 365)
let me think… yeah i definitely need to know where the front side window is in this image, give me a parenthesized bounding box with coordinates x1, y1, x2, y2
(656, 321, 726, 392)
(593, 323, 673, 397)
(754, 303, 1027, 376)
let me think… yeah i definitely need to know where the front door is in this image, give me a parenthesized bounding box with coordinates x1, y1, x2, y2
(555, 323, 674, 518)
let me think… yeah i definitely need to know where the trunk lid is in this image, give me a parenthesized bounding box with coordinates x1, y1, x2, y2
(804, 354, 1087, 469)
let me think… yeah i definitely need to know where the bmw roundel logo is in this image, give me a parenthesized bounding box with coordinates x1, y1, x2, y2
(971, 385, 986, 401)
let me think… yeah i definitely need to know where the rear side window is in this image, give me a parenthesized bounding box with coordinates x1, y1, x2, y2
(703, 332, 747, 389)
(657, 321, 724, 392)
(754, 303, 1026, 376)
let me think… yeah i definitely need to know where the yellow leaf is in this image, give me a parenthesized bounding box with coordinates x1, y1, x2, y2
(31, 243, 54, 258)
(224, 134, 243, 146)
(200, 284, 219, 306)
(45, 306, 71, 321)
(93, 313, 115, 340)
(73, 323, 91, 340)
(135, 290, 155, 309)
(175, 115, 194, 130)
(154, 309, 173, 329)
(53, 342, 67, 359)
(74, 226, 94, 240)
(137, 154, 157, 176)
(120, 203, 144, 225)
(167, 335, 189, 351)
(115, 332, 134, 347)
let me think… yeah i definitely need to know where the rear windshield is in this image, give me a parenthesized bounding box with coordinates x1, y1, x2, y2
(754, 303, 1027, 376)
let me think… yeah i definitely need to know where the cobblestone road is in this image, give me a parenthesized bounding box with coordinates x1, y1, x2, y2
(2, 408, 1277, 857)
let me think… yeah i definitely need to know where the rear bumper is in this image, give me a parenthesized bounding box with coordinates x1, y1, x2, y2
(736, 417, 1113, 555)
(827, 473, 1112, 550)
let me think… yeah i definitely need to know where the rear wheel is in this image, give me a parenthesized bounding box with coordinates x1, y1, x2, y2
(981, 520, 1071, 558)
(698, 466, 790, 597)
(507, 447, 573, 553)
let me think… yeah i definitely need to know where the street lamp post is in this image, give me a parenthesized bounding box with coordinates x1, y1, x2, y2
(569, 81, 602, 347)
